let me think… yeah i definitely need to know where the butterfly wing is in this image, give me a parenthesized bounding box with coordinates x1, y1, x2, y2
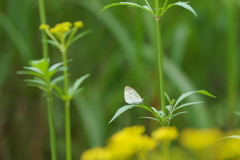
(124, 86, 143, 104)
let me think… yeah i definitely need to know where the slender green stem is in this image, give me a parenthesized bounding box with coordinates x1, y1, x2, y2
(62, 50, 69, 94)
(47, 95, 58, 160)
(61, 50, 72, 160)
(38, 0, 49, 59)
(155, 20, 166, 116)
(163, 0, 169, 10)
(65, 101, 72, 160)
(144, 0, 154, 13)
(224, 0, 238, 129)
(38, 0, 57, 159)
(163, 140, 170, 160)
(154, 0, 160, 20)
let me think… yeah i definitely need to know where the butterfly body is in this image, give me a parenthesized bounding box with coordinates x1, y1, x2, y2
(124, 86, 143, 105)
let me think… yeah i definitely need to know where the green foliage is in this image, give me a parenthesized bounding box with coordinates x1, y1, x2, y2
(18, 58, 65, 93)
(68, 74, 90, 99)
(100, 0, 197, 19)
(109, 89, 216, 126)
(100, 2, 154, 15)
(166, 2, 197, 17)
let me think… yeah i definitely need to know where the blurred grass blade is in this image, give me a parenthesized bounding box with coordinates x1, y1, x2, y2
(0, 13, 32, 63)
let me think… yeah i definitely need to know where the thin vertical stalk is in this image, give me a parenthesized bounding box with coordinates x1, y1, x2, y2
(155, 20, 166, 116)
(163, 140, 170, 160)
(62, 50, 69, 94)
(224, 0, 238, 128)
(38, 0, 49, 59)
(62, 50, 72, 160)
(65, 101, 71, 160)
(38, 0, 57, 160)
(47, 95, 58, 160)
(155, 1, 168, 160)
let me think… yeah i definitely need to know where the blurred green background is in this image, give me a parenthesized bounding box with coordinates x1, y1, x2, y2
(0, 0, 239, 159)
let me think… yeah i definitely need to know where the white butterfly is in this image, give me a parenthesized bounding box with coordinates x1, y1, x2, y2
(124, 86, 143, 105)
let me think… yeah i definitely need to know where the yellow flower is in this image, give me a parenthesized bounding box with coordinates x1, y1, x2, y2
(50, 22, 72, 34)
(179, 128, 222, 150)
(80, 147, 112, 160)
(81, 126, 156, 160)
(107, 126, 156, 159)
(151, 126, 178, 141)
(39, 24, 49, 30)
(74, 21, 84, 28)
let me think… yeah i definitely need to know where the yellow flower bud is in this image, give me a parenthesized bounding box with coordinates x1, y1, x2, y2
(39, 24, 49, 30)
(74, 21, 84, 28)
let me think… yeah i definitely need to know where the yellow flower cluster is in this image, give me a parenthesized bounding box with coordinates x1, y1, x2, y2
(81, 147, 112, 160)
(50, 22, 72, 34)
(39, 21, 84, 44)
(151, 126, 178, 141)
(81, 127, 240, 160)
(81, 126, 156, 160)
(108, 126, 156, 159)
(179, 128, 223, 150)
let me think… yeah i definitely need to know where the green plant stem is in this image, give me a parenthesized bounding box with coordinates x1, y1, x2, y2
(62, 50, 72, 160)
(154, 0, 160, 19)
(65, 101, 72, 160)
(47, 95, 58, 160)
(163, 140, 170, 160)
(62, 50, 69, 94)
(155, 20, 166, 116)
(224, 0, 238, 129)
(163, 0, 169, 10)
(38, 0, 57, 159)
(38, 0, 49, 59)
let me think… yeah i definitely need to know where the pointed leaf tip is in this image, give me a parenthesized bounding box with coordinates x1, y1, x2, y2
(197, 90, 216, 98)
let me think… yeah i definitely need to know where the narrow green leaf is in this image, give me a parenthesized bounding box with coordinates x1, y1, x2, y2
(17, 70, 43, 78)
(171, 111, 188, 119)
(173, 101, 204, 111)
(166, 2, 197, 17)
(197, 90, 216, 98)
(71, 74, 90, 93)
(109, 105, 136, 124)
(220, 135, 240, 140)
(174, 91, 197, 108)
(100, 2, 154, 15)
(174, 90, 215, 109)
(50, 75, 65, 87)
(49, 62, 64, 72)
(138, 116, 158, 122)
(164, 92, 171, 103)
(26, 83, 47, 92)
(66, 30, 91, 47)
(43, 39, 60, 48)
(72, 88, 84, 97)
(24, 79, 46, 87)
(23, 66, 44, 75)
